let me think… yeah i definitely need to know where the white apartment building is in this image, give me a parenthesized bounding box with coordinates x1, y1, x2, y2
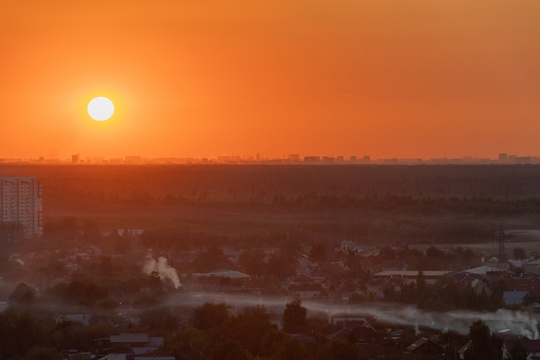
(0, 177, 42, 238)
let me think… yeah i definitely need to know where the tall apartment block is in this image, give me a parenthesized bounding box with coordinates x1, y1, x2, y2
(0, 177, 42, 238)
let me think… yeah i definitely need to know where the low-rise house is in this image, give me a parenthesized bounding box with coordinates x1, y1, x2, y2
(222, 248, 244, 263)
(524, 259, 540, 276)
(457, 277, 492, 296)
(501, 339, 540, 359)
(367, 277, 403, 299)
(192, 270, 251, 285)
(334, 240, 371, 256)
(405, 337, 446, 357)
(97, 333, 165, 354)
(503, 275, 540, 298)
(503, 291, 529, 307)
(458, 340, 472, 360)
(382, 259, 408, 271)
(98, 355, 174, 360)
(373, 271, 451, 285)
(288, 283, 322, 299)
(56, 313, 92, 326)
(326, 319, 385, 345)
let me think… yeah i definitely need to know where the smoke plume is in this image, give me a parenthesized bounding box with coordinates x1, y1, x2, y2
(143, 254, 181, 289)
(167, 291, 538, 339)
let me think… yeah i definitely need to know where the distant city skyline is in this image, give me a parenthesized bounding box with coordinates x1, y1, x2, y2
(2, 1, 540, 160)
(1, 152, 538, 166)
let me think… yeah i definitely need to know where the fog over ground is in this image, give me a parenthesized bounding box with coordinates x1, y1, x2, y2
(166, 291, 539, 339)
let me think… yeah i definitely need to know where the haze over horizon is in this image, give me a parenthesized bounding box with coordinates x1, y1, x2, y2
(2, 1, 540, 160)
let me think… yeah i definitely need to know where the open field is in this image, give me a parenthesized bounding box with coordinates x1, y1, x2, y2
(410, 229, 540, 255)
(3, 164, 540, 248)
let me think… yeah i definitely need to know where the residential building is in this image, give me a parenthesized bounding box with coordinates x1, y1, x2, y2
(0, 177, 42, 238)
(502, 339, 540, 359)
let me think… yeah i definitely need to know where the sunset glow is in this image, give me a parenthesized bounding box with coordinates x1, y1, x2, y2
(1, 1, 540, 160)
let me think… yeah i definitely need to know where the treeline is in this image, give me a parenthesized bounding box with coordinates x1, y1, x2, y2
(3, 164, 540, 205)
(4, 164, 540, 245)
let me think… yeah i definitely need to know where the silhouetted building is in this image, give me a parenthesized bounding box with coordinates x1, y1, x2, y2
(0, 177, 42, 238)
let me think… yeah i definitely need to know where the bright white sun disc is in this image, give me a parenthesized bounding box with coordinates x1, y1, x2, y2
(88, 97, 115, 121)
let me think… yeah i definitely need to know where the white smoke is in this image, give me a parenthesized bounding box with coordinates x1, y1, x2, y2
(143, 254, 182, 289)
(166, 291, 539, 339)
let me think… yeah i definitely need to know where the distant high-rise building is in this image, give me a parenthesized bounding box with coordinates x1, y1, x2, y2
(288, 154, 300, 161)
(499, 153, 508, 161)
(72, 154, 79, 164)
(0, 177, 42, 238)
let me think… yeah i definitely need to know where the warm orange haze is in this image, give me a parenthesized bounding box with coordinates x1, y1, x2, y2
(1, 0, 540, 160)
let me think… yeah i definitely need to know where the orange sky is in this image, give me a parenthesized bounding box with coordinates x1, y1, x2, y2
(1, 0, 540, 160)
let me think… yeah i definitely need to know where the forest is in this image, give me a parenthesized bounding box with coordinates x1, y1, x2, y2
(2, 164, 540, 246)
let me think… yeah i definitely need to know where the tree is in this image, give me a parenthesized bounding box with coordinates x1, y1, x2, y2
(194, 247, 230, 272)
(192, 302, 230, 332)
(310, 243, 327, 263)
(0, 310, 57, 359)
(330, 340, 361, 360)
(283, 298, 308, 334)
(0, 221, 24, 243)
(273, 339, 311, 360)
(164, 327, 210, 360)
(416, 270, 426, 293)
(509, 338, 528, 360)
(464, 320, 496, 360)
(227, 305, 277, 357)
(9, 283, 35, 305)
(513, 247, 527, 260)
(23, 347, 62, 360)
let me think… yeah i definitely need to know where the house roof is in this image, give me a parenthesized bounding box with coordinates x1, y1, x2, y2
(406, 337, 445, 354)
(374, 271, 450, 277)
(289, 283, 322, 292)
(110, 333, 149, 344)
(149, 337, 164, 347)
(98, 355, 126, 360)
(192, 270, 251, 279)
(326, 319, 378, 341)
(453, 272, 484, 282)
(132, 347, 159, 355)
(504, 339, 540, 353)
(462, 265, 506, 275)
(503, 291, 529, 306)
(406, 337, 429, 351)
(458, 340, 472, 355)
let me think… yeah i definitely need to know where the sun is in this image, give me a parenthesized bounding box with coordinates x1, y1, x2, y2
(87, 97, 115, 121)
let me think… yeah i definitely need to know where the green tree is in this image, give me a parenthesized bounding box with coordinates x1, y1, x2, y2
(139, 308, 178, 332)
(23, 346, 63, 360)
(227, 305, 277, 357)
(194, 247, 230, 272)
(330, 340, 361, 360)
(164, 327, 210, 360)
(464, 320, 496, 360)
(0, 310, 57, 359)
(192, 302, 231, 332)
(273, 338, 312, 360)
(9, 283, 35, 305)
(283, 298, 308, 334)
